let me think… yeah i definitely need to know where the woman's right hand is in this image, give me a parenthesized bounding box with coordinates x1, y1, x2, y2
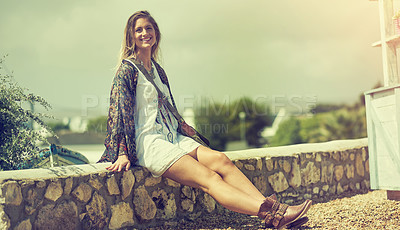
(106, 154, 131, 172)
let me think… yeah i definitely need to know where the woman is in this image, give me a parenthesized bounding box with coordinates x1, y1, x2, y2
(99, 10, 312, 229)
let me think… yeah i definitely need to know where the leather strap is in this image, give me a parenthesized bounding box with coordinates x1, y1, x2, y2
(125, 58, 185, 123)
(266, 200, 279, 224)
(272, 203, 288, 227)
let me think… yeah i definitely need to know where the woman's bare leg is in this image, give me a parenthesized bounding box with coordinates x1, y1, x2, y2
(189, 146, 266, 201)
(163, 154, 263, 215)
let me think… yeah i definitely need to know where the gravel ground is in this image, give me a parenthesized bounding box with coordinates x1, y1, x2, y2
(157, 190, 400, 230)
(304, 190, 400, 230)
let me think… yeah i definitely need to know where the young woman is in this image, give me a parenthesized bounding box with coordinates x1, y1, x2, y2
(99, 10, 312, 229)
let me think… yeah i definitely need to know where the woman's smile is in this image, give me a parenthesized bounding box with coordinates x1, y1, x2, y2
(141, 37, 152, 43)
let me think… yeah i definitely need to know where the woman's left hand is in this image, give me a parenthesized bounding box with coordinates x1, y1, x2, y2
(106, 155, 131, 172)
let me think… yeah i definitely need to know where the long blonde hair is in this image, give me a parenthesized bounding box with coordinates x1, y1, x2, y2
(117, 11, 161, 67)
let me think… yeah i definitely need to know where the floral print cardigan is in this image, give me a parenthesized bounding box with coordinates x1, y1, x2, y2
(98, 59, 177, 164)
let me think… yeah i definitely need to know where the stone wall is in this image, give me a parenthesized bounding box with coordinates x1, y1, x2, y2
(0, 138, 369, 229)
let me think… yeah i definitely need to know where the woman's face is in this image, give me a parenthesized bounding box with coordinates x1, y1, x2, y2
(134, 17, 157, 52)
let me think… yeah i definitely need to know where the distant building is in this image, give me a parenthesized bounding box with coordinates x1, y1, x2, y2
(261, 108, 288, 140)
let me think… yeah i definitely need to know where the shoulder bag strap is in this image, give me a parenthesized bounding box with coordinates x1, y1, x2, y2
(124, 58, 185, 123)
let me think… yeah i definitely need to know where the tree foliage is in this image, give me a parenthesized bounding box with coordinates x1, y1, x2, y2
(269, 103, 367, 147)
(195, 97, 272, 150)
(47, 121, 69, 132)
(270, 118, 302, 146)
(0, 57, 53, 170)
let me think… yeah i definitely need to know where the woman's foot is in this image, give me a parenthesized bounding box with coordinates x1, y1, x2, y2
(258, 197, 312, 229)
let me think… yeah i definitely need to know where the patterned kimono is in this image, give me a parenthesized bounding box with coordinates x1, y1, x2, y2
(98, 59, 180, 165)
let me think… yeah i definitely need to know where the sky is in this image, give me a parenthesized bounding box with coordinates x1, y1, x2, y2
(0, 0, 383, 119)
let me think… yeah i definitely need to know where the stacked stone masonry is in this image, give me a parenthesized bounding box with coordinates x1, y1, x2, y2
(0, 138, 370, 229)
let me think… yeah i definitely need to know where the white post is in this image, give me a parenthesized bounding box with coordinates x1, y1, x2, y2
(378, 0, 399, 86)
(239, 112, 246, 141)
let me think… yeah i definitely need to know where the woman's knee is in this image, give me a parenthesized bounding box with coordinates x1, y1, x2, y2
(208, 151, 235, 174)
(196, 146, 235, 174)
(214, 151, 233, 165)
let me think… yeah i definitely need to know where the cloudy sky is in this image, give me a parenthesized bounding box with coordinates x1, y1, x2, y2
(0, 0, 383, 119)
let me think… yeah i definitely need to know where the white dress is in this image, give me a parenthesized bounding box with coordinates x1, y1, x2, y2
(133, 61, 201, 177)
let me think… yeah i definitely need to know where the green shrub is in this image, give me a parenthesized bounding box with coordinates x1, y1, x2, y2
(0, 56, 53, 170)
(47, 121, 69, 132)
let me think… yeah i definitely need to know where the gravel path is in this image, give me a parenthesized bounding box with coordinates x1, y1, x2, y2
(159, 190, 400, 229)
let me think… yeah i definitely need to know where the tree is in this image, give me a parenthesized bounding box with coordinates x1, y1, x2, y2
(269, 103, 367, 147)
(321, 107, 367, 141)
(227, 97, 272, 147)
(195, 101, 230, 151)
(299, 116, 325, 143)
(194, 97, 272, 150)
(269, 118, 302, 146)
(0, 56, 53, 170)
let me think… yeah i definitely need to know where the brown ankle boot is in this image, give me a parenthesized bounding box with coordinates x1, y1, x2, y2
(264, 194, 309, 229)
(258, 197, 312, 229)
